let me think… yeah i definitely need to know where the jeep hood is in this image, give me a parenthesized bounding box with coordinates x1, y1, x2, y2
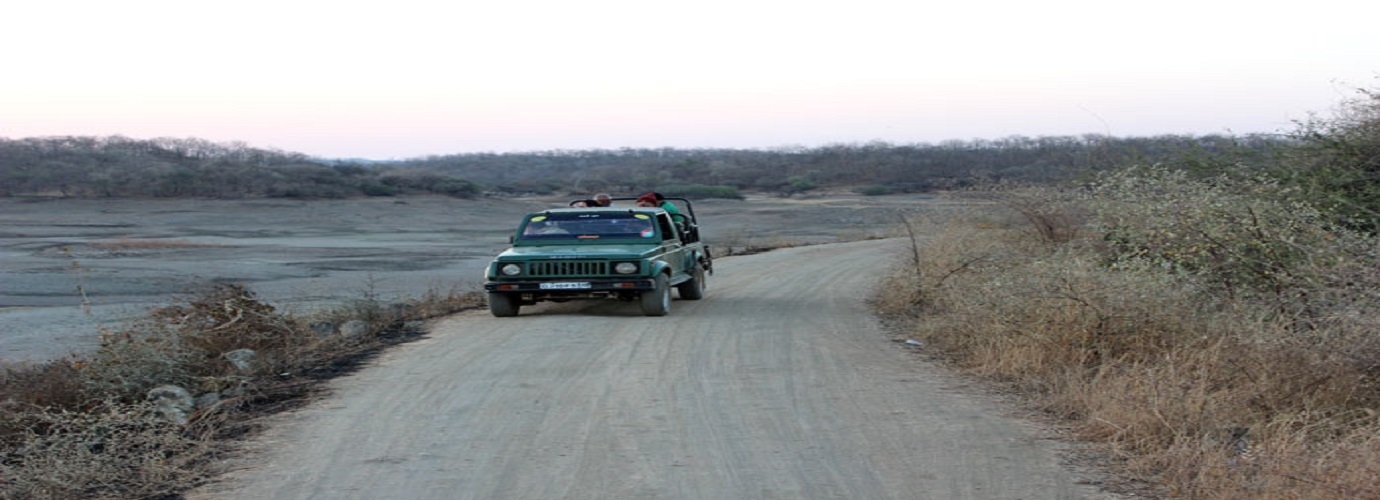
(496, 244, 662, 260)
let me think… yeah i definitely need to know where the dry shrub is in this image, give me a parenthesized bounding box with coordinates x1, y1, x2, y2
(1059, 325, 1368, 451)
(877, 202, 1018, 317)
(0, 400, 214, 499)
(407, 286, 485, 319)
(998, 185, 1086, 244)
(2, 278, 485, 498)
(874, 262, 924, 317)
(81, 284, 318, 400)
(152, 283, 314, 356)
(883, 183, 1380, 498)
(1150, 410, 1380, 499)
(0, 361, 89, 459)
(889, 192, 1191, 373)
(305, 281, 482, 341)
(0, 361, 86, 410)
(910, 244, 1207, 389)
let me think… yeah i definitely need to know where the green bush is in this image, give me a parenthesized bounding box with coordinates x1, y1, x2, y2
(429, 177, 479, 198)
(360, 182, 398, 196)
(1087, 165, 1376, 326)
(492, 178, 559, 195)
(1281, 86, 1380, 232)
(786, 176, 816, 194)
(855, 185, 895, 196)
(379, 172, 479, 198)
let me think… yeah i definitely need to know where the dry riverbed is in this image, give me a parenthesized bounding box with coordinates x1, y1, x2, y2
(0, 193, 940, 363)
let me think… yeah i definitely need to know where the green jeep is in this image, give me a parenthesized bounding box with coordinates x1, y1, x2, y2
(482, 197, 713, 317)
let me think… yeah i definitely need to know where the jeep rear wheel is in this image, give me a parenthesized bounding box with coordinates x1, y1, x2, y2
(488, 292, 520, 317)
(677, 266, 705, 300)
(640, 274, 671, 316)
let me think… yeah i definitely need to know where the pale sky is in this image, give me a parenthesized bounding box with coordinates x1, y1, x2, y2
(2, 0, 1376, 159)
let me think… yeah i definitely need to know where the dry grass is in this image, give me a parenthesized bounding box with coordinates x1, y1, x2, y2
(0, 283, 483, 499)
(1, 400, 217, 499)
(882, 188, 1380, 499)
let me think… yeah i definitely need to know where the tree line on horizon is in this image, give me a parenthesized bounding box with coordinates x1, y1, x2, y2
(1, 82, 1374, 233)
(0, 133, 1281, 200)
(0, 136, 481, 199)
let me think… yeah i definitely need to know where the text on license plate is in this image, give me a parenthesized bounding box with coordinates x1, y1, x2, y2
(540, 282, 592, 290)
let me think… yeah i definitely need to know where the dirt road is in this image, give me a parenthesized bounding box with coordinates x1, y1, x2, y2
(200, 239, 1110, 499)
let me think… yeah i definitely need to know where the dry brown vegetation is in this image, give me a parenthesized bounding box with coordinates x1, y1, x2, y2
(879, 178, 1380, 499)
(0, 283, 482, 499)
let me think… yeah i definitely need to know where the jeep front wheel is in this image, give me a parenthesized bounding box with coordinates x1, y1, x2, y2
(640, 274, 671, 316)
(488, 292, 521, 317)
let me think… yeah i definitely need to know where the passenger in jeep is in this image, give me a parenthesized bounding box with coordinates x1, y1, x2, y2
(634, 191, 678, 214)
(571, 193, 613, 207)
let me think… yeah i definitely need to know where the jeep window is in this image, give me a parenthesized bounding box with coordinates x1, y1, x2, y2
(656, 213, 677, 241)
(519, 212, 657, 241)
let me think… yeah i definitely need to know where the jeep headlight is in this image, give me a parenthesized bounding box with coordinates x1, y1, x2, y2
(499, 263, 523, 276)
(613, 262, 639, 274)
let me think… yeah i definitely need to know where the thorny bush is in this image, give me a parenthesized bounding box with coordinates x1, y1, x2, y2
(2, 282, 482, 499)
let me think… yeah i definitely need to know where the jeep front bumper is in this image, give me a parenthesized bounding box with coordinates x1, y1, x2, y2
(484, 278, 656, 293)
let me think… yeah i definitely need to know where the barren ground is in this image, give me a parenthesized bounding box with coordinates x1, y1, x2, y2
(0, 193, 943, 363)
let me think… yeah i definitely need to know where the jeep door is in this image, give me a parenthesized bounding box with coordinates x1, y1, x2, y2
(654, 212, 689, 279)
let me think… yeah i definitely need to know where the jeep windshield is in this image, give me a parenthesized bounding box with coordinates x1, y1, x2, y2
(517, 211, 658, 241)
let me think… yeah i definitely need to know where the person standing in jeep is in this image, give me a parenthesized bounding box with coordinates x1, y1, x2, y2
(637, 192, 679, 214)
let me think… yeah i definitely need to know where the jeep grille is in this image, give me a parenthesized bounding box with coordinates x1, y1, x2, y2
(526, 260, 609, 277)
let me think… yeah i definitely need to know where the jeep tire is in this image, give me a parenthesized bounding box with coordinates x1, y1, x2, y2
(488, 292, 521, 317)
(640, 274, 671, 316)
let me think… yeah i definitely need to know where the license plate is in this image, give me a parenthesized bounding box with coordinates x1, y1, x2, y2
(540, 282, 592, 290)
